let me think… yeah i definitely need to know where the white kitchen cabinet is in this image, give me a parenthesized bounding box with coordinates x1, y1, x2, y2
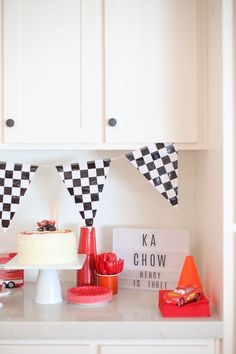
(3, 0, 103, 144)
(0, 0, 233, 351)
(0, 341, 216, 354)
(104, 0, 201, 144)
(2, 0, 203, 146)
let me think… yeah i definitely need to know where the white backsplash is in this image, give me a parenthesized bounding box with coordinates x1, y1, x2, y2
(0, 150, 197, 282)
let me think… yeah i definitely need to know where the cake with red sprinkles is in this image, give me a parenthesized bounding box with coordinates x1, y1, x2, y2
(17, 220, 77, 265)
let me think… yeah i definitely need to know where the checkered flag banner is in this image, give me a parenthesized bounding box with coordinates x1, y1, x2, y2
(0, 162, 38, 232)
(56, 159, 111, 226)
(125, 143, 178, 206)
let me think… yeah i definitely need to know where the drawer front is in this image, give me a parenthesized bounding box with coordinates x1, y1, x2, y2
(99, 344, 214, 354)
(0, 345, 91, 354)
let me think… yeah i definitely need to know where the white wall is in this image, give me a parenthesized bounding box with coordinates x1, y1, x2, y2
(0, 149, 197, 282)
(0, 148, 222, 300)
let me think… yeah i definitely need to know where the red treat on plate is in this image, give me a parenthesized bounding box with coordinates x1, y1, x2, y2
(67, 286, 113, 305)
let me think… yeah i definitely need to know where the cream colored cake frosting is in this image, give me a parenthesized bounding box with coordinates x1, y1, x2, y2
(17, 230, 78, 265)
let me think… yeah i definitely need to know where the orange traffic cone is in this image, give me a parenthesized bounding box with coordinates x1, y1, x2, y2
(177, 255, 202, 288)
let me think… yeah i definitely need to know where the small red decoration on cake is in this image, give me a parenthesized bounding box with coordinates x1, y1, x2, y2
(37, 220, 56, 231)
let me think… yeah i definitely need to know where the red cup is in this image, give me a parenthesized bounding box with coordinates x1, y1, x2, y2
(97, 273, 118, 295)
(77, 227, 97, 286)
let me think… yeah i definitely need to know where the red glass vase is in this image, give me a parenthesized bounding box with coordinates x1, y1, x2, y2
(76, 227, 97, 286)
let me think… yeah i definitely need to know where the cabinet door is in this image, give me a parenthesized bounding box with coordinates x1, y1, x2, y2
(0, 345, 91, 354)
(100, 344, 215, 354)
(105, 0, 201, 144)
(3, 0, 102, 143)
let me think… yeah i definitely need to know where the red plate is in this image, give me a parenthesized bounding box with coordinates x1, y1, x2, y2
(67, 286, 113, 305)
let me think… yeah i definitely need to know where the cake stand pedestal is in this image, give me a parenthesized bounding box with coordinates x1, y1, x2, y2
(4, 255, 86, 305)
(36, 269, 63, 304)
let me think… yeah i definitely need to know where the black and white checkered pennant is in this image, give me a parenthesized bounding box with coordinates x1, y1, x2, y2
(56, 159, 111, 226)
(0, 162, 38, 231)
(126, 143, 178, 206)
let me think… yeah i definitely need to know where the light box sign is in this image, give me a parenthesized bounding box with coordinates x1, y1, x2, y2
(113, 228, 189, 291)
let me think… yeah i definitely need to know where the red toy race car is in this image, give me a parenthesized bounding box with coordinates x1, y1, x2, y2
(0, 253, 24, 288)
(163, 285, 202, 307)
(37, 220, 56, 231)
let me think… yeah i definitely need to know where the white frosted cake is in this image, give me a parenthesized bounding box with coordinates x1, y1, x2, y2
(17, 229, 78, 265)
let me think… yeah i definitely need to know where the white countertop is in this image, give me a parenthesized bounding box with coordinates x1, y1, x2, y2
(0, 283, 223, 341)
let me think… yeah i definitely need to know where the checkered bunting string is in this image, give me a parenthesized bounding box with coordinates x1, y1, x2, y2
(0, 162, 38, 232)
(56, 159, 111, 227)
(125, 143, 178, 207)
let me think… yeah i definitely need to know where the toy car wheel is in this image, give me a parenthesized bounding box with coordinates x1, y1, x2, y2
(2, 282, 7, 288)
(177, 298, 185, 307)
(194, 293, 201, 302)
(7, 281, 15, 289)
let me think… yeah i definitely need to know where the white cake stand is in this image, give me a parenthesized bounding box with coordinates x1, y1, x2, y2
(4, 255, 86, 305)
